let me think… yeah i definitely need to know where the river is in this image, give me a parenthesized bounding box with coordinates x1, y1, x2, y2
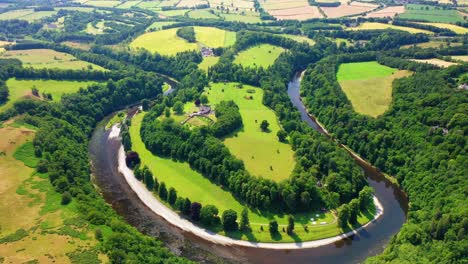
(89, 74, 408, 264)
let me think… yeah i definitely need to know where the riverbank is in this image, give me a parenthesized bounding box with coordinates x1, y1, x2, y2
(111, 125, 384, 249)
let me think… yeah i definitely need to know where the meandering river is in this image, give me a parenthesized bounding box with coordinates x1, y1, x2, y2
(89, 74, 408, 263)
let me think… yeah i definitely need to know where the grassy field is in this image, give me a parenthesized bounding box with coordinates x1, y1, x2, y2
(0, 49, 106, 71)
(337, 61, 412, 117)
(205, 82, 295, 181)
(234, 44, 285, 68)
(217, 12, 262, 23)
(0, 79, 97, 113)
(85, 0, 122, 7)
(451, 56, 468, 62)
(281, 34, 315, 45)
(409, 58, 458, 68)
(0, 121, 104, 263)
(418, 22, 468, 34)
(400, 41, 462, 49)
(130, 27, 235, 55)
(347, 22, 433, 34)
(399, 4, 464, 23)
(0, 9, 34, 20)
(157, 9, 190, 17)
(188, 9, 220, 19)
(116, 0, 142, 8)
(146, 21, 177, 31)
(130, 112, 375, 242)
(198, 56, 219, 71)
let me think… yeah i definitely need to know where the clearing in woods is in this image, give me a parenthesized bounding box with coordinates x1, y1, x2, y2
(233, 44, 285, 68)
(336, 61, 412, 117)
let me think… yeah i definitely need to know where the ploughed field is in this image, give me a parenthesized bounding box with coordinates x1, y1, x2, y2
(336, 61, 412, 117)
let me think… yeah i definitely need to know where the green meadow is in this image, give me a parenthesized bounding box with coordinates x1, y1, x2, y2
(234, 44, 285, 68)
(337, 61, 411, 117)
(400, 4, 464, 23)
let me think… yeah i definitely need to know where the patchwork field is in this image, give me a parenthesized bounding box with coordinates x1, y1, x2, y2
(409, 58, 458, 68)
(130, 112, 374, 242)
(206, 83, 296, 181)
(417, 22, 468, 34)
(0, 49, 106, 71)
(399, 4, 464, 23)
(347, 22, 433, 34)
(337, 61, 412, 117)
(130, 27, 235, 55)
(366, 6, 405, 18)
(0, 121, 103, 263)
(234, 44, 285, 68)
(321, 1, 378, 18)
(0, 79, 97, 113)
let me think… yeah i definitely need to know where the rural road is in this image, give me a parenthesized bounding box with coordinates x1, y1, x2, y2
(111, 125, 384, 250)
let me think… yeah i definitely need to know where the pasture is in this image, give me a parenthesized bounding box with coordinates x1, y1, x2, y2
(217, 12, 262, 23)
(85, 0, 122, 7)
(347, 22, 432, 34)
(0, 79, 97, 113)
(366, 5, 405, 18)
(451, 56, 468, 62)
(198, 56, 219, 71)
(399, 4, 464, 23)
(206, 82, 296, 181)
(146, 21, 177, 31)
(0, 49, 106, 71)
(401, 41, 462, 49)
(409, 58, 458, 68)
(417, 22, 468, 34)
(188, 9, 220, 19)
(234, 44, 284, 68)
(337, 61, 412, 117)
(130, 113, 374, 242)
(281, 34, 315, 45)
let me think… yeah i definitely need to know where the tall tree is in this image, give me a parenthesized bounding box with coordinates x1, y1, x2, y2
(240, 207, 250, 231)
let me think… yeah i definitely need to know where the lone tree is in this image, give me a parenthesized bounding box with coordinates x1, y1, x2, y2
(260, 120, 269, 131)
(61, 191, 72, 205)
(269, 220, 278, 234)
(200, 94, 209, 105)
(240, 207, 250, 231)
(277, 130, 287, 142)
(287, 215, 295, 235)
(200, 204, 219, 226)
(190, 202, 202, 221)
(168, 187, 177, 205)
(173, 101, 184, 115)
(338, 204, 350, 228)
(158, 182, 168, 200)
(222, 209, 238, 231)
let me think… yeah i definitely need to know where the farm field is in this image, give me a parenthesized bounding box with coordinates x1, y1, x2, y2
(0, 121, 103, 263)
(399, 4, 464, 23)
(321, 1, 378, 18)
(206, 82, 296, 181)
(85, 0, 122, 7)
(281, 34, 315, 45)
(409, 58, 459, 68)
(136, 1, 161, 8)
(268, 6, 323, 20)
(347, 22, 433, 34)
(400, 41, 462, 49)
(146, 21, 177, 31)
(336, 61, 412, 117)
(217, 12, 262, 23)
(130, 27, 235, 55)
(188, 9, 220, 19)
(157, 9, 190, 17)
(234, 44, 285, 68)
(0, 79, 97, 113)
(0, 49, 106, 71)
(198, 56, 219, 71)
(366, 5, 405, 18)
(177, 0, 209, 8)
(130, 113, 374, 242)
(417, 22, 468, 34)
(116, 0, 142, 8)
(451, 56, 468, 62)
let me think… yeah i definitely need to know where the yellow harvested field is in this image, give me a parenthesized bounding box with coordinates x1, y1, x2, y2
(177, 0, 209, 8)
(366, 6, 405, 18)
(347, 22, 433, 34)
(451, 56, 468, 62)
(321, 2, 378, 18)
(410, 58, 458, 68)
(261, 0, 309, 10)
(418, 22, 468, 34)
(268, 6, 323, 20)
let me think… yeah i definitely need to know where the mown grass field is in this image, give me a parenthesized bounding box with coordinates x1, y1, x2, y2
(205, 82, 295, 181)
(0, 49, 106, 71)
(198, 56, 219, 71)
(130, 26, 235, 55)
(188, 9, 220, 19)
(399, 4, 464, 23)
(0, 121, 105, 263)
(347, 22, 433, 34)
(130, 113, 375, 242)
(0, 79, 97, 113)
(234, 44, 285, 68)
(337, 61, 412, 117)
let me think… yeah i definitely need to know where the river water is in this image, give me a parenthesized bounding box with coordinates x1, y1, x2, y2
(89, 74, 408, 264)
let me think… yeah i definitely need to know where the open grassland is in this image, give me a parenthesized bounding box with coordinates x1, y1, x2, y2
(280, 34, 315, 45)
(399, 4, 464, 23)
(217, 12, 262, 23)
(400, 41, 462, 49)
(146, 21, 177, 31)
(234, 44, 284, 68)
(85, 0, 122, 7)
(366, 5, 405, 18)
(130, 113, 374, 242)
(0, 9, 34, 20)
(347, 22, 433, 34)
(417, 22, 468, 34)
(409, 58, 459, 68)
(205, 83, 296, 181)
(0, 49, 106, 71)
(188, 9, 220, 19)
(0, 122, 103, 263)
(321, 1, 378, 18)
(0, 79, 97, 113)
(131, 27, 235, 55)
(116, 0, 142, 8)
(198, 56, 219, 71)
(451, 56, 468, 62)
(337, 61, 412, 117)
(158, 9, 190, 17)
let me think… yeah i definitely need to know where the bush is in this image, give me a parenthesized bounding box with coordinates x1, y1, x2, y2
(269, 220, 278, 234)
(200, 204, 219, 226)
(61, 191, 72, 205)
(222, 209, 238, 231)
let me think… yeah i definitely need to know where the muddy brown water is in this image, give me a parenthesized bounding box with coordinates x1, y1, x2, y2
(89, 74, 408, 264)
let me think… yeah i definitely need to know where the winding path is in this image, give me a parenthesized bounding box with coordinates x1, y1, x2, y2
(111, 124, 384, 250)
